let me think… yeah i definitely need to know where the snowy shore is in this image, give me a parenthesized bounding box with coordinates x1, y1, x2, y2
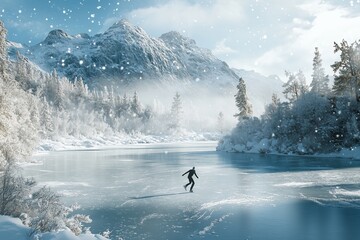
(36, 131, 222, 152)
(217, 136, 360, 160)
(0, 215, 108, 240)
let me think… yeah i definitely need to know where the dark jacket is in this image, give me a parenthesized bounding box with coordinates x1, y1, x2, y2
(182, 169, 198, 179)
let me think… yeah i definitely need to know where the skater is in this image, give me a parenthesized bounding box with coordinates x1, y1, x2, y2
(182, 167, 199, 192)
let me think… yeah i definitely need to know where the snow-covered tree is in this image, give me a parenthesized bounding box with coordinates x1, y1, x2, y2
(0, 164, 35, 216)
(29, 186, 91, 236)
(130, 91, 141, 116)
(0, 163, 91, 236)
(283, 70, 308, 103)
(263, 93, 280, 121)
(234, 77, 252, 120)
(217, 112, 224, 133)
(0, 21, 7, 78)
(310, 47, 330, 95)
(169, 92, 182, 129)
(332, 39, 360, 101)
(0, 21, 40, 166)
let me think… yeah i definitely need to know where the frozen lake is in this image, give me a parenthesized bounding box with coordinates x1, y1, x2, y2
(25, 142, 360, 240)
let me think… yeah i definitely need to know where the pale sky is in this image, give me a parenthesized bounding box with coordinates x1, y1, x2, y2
(1, 0, 360, 82)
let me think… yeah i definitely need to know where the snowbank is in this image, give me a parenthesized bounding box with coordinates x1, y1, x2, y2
(217, 136, 360, 160)
(0, 215, 108, 240)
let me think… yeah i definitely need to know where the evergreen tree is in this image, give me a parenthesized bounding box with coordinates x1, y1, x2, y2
(217, 112, 224, 133)
(0, 21, 7, 79)
(234, 77, 252, 120)
(15, 51, 28, 90)
(39, 98, 54, 138)
(131, 91, 141, 116)
(170, 92, 182, 129)
(310, 47, 330, 95)
(263, 93, 280, 120)
(296, 70, 309, 95)
(332, 39, 360, 101)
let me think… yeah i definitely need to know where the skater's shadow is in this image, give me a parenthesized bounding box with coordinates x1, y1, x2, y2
(129, 192, 190, 200)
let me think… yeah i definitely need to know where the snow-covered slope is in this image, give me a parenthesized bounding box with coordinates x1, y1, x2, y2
(11, 19, 238, 88)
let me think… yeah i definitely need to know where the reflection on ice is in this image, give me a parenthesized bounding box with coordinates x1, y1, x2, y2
(274, 182, 314, 187)
(200, 196, 274, 210)
(330, 188, 360, 197)
(41, 181, 91, 187)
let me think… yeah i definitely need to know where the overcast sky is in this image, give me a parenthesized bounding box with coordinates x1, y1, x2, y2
(1, 0, 360, 82)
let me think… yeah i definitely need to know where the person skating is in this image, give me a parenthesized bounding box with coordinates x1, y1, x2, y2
(182, 167, 199, 192)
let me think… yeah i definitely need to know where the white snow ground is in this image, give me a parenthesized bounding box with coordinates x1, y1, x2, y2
(0, 215, 107, 240)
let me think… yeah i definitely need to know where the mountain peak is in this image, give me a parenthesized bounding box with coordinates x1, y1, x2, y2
(160, 31, 196, 46)
(44, 29, 72, 44)
(103, 18, 151, 43)
(105, 19, 136, 33)
(112, 18, 132, 28)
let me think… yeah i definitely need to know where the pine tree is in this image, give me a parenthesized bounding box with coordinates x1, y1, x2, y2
(264, 93, 280, 120)
(131, 91, 141, 116)
(170, 92, 182, 128)
(234, 77, 252, 120)
(296, 70, 309, 95)
(0, 21, 8, 79)
(39, 98, 54, 138)
(217, 112, 224, 133)
(310, 47, 330, 95)
(332, 39, 360, 101)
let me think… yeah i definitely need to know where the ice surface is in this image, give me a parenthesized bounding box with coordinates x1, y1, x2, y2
(23, 142, 360, 240)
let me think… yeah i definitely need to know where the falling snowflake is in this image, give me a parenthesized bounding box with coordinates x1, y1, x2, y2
(79, 60, 84, 65)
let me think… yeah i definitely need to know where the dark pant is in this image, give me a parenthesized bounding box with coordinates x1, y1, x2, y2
(185, 177, 195, 191)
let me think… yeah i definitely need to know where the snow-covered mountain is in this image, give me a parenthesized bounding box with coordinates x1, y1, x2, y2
(8, 19, 284, 118)
(11, 19, 238, 88)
